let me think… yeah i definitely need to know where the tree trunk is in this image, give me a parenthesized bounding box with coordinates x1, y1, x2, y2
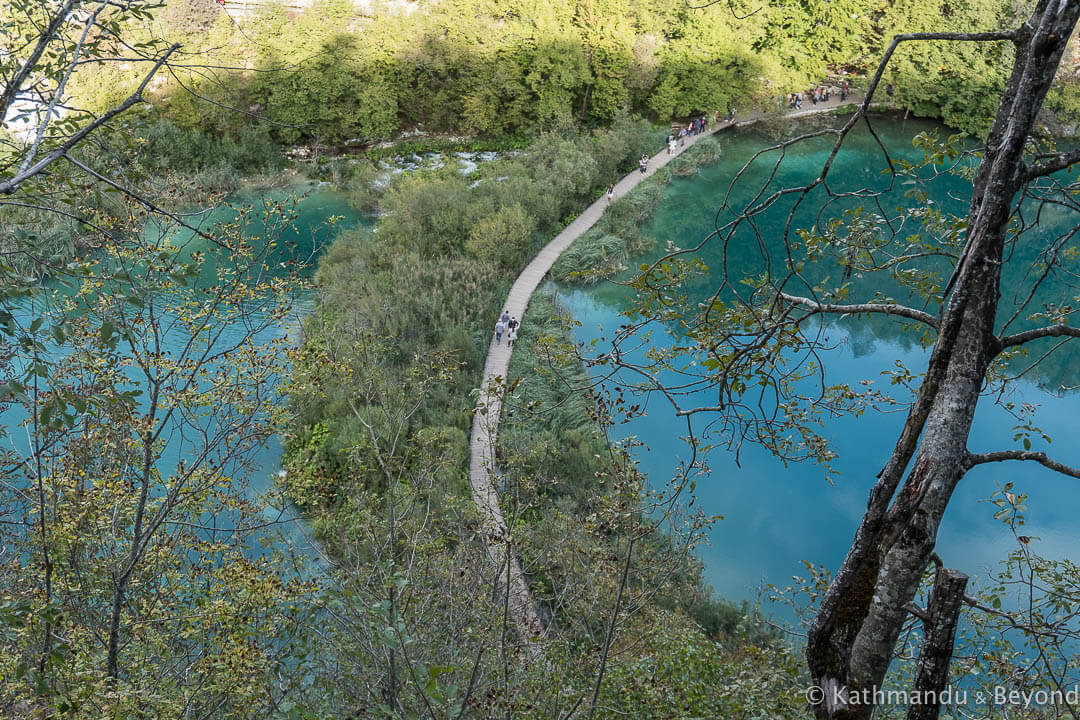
(806, 3, 1080, 718)
(907, 568, 968, 720)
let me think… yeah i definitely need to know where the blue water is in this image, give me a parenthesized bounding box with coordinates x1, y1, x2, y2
(164, 186, 366, 505)
(191, 186, 367, 550)
(2, 184, 366, 555)
(558, 117, 1080, 605)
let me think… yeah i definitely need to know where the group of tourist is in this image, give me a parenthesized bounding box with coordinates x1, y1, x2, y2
(786, 81, 852, 110)
(666, 112, 722, 155)
(494, 309, 519, 347)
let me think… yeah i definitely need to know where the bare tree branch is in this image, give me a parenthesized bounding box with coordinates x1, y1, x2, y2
(780, 292, 941, 330)
(998, 323, 1080, 349)
(964, 450, 1080, 480)
(0, 0, 79, 121)
(19, 1, 108, 177)
(1023, 149, 1080, 183)
(0, 43, 182, 196)
(61, 152, 222, 246)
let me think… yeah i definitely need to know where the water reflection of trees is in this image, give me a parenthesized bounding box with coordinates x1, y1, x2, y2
(574, 117, 1080, 391)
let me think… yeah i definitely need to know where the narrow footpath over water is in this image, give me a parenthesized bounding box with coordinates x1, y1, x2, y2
(468, 91, 863, 650)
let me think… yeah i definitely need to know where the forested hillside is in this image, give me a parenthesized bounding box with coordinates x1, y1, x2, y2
(76, 0, 1080, 148)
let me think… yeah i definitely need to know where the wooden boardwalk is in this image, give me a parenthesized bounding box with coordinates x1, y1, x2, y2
(468, 94, 860, 649)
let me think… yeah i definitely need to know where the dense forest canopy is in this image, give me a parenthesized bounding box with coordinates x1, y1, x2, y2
(69, 0, 1080, 147)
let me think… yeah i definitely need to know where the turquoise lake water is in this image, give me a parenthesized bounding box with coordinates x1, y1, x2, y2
(2, 183, 365, 555)
(557, 116, 1080, 606)
(163, 185, 367, 554)
(189, 186, 366, 548)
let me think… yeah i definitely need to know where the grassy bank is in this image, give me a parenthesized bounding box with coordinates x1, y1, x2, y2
(552, 133, 727, 285)
(284, 116, 663, 509)
(280, 120, 806, 716)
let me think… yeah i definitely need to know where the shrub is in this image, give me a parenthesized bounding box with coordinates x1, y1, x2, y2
(466, 203, 536, 269)
(135, 118, 284, 177)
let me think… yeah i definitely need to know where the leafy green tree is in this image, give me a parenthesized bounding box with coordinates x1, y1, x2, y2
(878, 0, 1015, 133)
(649, 9, 767, 118)
(611, 3, 1080, 718)
(466, 204, 537, 270)
(758, 0, 883, 82)
(0, 200, 320, 716)
(523, 37, 591, 128)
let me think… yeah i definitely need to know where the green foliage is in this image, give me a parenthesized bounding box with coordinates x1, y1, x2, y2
(136, 117, 284, 175)
(466, 203, 537, 269)
(285, 122, 661, 509)
(280, 421, 350, 508)
(65, 0, 1039, 151)
(878, 0, 1017, 134)
(252, 32, 399, 144)
(1045, 78, 1080, 129)
(648, 9, 766, 118)
(757, 0, 883, 82)
(376, 172, 493, 257)
(586, 610, 805, 719)
(553, 229, 634, 283)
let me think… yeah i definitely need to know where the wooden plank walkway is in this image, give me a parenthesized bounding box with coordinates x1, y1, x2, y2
(468, 93, 862, 650)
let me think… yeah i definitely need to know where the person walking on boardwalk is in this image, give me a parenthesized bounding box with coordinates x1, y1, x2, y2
(639, 154, 648, 174)
(507, 323, 518, 348)
(607, 183, 615, 203)
(495, 316, 506, 345)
